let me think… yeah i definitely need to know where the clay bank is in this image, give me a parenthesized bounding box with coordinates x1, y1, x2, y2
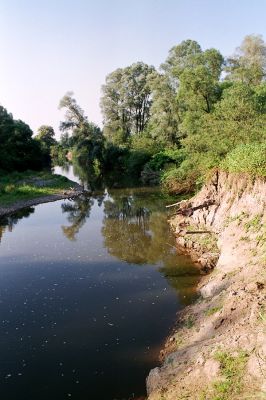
(147, 171, 266, 400)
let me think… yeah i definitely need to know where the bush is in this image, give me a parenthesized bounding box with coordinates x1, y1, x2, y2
(221, 143, 266, 177)
(146, 148, 185, 171)
(161, 159, 200, 194)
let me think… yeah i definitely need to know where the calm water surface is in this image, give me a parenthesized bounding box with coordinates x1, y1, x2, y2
(0, 166, 200, 400)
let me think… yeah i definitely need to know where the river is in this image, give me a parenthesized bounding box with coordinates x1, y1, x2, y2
(0, 165, 200, 400)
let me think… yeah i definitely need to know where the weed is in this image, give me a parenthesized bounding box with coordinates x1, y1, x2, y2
(224, 211, 249, 228)
(205, 306, 223, 316)
(258, 307, 266, 323)
(244, 214, 262, 232)
(240, 236, 250, 242)
(211, 350, 249, 399)
(184, 315, 195, 329)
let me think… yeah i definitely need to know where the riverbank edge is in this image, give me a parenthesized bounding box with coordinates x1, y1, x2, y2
(146, 170, 266, 399)
(0, 189, 84, 218)
(0, 173, 84, 217)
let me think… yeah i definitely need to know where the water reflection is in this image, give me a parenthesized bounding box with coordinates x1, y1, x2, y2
(0, 207, 35, 242)
(0, 168, 200, 400)
(61, 195, 95, 241)
(101, 189, 199, 305)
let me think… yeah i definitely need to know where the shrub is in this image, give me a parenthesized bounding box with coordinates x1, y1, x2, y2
(221, 143, 266, 176)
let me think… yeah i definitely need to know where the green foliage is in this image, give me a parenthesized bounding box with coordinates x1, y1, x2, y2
(146, 149, 185, 171)
(221, 143, 266, 176)
(244, 214, 262, 232)
(204, 306, 223, 316)
(36, 125, 57, 162)
(101, 62, 155, 141)
(184, 315, 195, 329)
(160, 154, 205, 194)
(0, 171, 74, 205)
(226, 34, 266, 85)
(212, 350, 248, 400)
(58, 92, 104, 172)
(0, 106, 44, 172)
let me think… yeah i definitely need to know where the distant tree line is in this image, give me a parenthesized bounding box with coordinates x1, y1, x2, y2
(1, 34, 265, 192)
(54, 34, 265, 191)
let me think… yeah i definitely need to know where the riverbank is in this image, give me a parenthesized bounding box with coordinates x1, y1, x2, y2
(147, 171, 266, 399)
(0, 171, 84, 217)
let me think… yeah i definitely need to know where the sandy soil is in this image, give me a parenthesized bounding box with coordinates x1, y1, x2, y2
(147, 171, 266, 400)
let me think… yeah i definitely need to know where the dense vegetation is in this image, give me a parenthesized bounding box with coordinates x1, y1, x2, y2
(53, 34, 266, 193)
(1, 34, 265, 194)
(0, 107, 44, 172)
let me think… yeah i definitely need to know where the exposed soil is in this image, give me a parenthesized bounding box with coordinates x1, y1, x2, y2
(147, 171, 266, 400)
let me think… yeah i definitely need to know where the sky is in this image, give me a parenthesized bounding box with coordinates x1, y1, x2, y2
(0, 0, 266, 138)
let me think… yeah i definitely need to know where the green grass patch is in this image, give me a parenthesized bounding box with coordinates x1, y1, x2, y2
(184, 315, 195, 329)
(224, 211, 249, 227)
(204, 306, 223, 316)
(244, 214, 262, 232)
(212, 350, 248, 400)
(0, 171, 76, 206)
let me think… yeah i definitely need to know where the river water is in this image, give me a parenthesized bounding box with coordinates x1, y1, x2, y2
(0, 166, 200, 400)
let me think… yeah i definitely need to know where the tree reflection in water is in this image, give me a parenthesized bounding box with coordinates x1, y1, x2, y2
(0, 208, 35, 243)
(61, 191, 105, 241)
(101, 189, 200, 303)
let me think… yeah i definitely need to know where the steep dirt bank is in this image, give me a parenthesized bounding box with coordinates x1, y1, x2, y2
(147, 171, 266, 400)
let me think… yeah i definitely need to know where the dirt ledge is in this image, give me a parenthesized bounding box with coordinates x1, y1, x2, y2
(146, 171, 266, 400)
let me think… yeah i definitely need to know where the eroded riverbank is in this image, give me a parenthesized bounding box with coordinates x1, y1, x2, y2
(147, 171, 266, 400)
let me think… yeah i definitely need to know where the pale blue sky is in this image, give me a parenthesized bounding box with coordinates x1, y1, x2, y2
(0, 0, 265, 138)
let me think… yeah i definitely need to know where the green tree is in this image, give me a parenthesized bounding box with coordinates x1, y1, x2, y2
(36, 125, 56, 161)
(0, 106, 43, 171)
(226, 34, 266, 85)
(101, 62, 155, 143)
(161, 39, 202, 78)
(59, 92, 104, 169)
(148, 72, 180, 145)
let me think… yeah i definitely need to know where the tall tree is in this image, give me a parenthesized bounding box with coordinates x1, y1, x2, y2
(148, 72, 180, 144)
(0, 106, 43, 171)
(59, 92, 103, 166)
(36, 125, 56, 150)
(101, 62, 155, 143)
(226, 34, 266, 85)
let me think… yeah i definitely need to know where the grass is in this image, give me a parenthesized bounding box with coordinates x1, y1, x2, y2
(198, 350, 249, 400)
(184, 315, 195, 329)
(224, 211, 249, 228)
(0, 170, 76, 206)
(204, 305, 223, 316)
(244, 214, 262, 232)
(186, 223, 219, 253)
(212, 350, 248, 400)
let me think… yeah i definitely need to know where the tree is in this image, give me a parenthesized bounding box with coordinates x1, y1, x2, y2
(59, 92, 104, 167)
(36, 125, 56, 156)
(0, 106, 43, 171)
(161, 39, 202, 79)
(182, 82, 266, 164)
(148, 72, 180, 145)
(226, 34, 266, 85)
(101, 62, 155, 143)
